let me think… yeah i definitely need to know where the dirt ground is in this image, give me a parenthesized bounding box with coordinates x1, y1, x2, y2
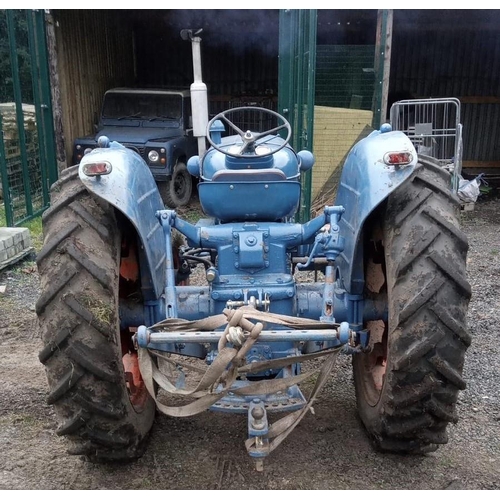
(0, 195, 499, 491)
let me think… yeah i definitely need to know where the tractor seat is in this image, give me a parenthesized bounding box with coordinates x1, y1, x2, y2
(199, 166, 300, 221)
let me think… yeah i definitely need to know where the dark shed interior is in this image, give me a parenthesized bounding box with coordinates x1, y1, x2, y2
(50, 9, 499, 169)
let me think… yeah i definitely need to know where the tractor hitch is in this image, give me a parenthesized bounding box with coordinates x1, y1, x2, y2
(136, 323, 351, 347)
(134, 308, 350, 470)
(248, 400, 269, 472)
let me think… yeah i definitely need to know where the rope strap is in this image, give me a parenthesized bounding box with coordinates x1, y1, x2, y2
(138, 307, 341, 456)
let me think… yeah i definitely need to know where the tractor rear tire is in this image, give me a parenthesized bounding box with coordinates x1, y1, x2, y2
(159, 162, 192, 208)
(353, 156, 471, 453)
(36, 165, 155, 462)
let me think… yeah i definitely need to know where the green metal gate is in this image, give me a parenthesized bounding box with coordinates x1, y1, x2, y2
(279, 9, 389, 214)
(278, 9, 317, 223)
(0, 9, 57, 227)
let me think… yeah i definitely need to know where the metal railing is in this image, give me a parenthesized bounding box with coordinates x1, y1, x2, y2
(390, 97, 463, 190)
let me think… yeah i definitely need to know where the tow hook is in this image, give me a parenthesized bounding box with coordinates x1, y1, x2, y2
(247, 399, 269, 472)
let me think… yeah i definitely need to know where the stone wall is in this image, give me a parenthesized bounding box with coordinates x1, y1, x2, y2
(0, 103, 38, 202)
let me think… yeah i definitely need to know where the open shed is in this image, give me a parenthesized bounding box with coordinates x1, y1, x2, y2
(48, 8, 500, 179)
(2, 8, 499, 226)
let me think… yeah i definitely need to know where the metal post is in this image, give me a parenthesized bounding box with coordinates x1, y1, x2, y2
(300, 11, 317, 224)
(26, 10, 50, 208)
(278, 9, 317, 224)
(33, 9, 58, 187)
(296, 13, 307, 223)
(6, 10, 33, 218)
(158, 210, 179, 319)
(278, 9, 296, 138)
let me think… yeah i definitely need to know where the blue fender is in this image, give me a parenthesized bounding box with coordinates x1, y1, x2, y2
(334, 126, 418, 295)
(79, 141, 165, 301)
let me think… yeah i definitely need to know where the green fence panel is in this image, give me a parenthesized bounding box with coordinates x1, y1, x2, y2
(0, 9, 55, 227)
(278, 9, 317, 223)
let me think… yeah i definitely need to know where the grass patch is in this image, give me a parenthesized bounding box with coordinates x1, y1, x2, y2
(13, 414, 38, 427)
(9, 258, 37, 276)
(176, 206, 204, 224)
(79, 293, 113, 326)
(21, 216, 44, 253)
(0, 202, 44, 253)
(0, 413, 41, 429)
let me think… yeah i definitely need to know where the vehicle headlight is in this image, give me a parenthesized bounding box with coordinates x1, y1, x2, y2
(148, 150, 160, 163)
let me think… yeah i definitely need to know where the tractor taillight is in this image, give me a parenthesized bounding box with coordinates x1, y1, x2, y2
(383, 152, 413, 166)
(82, 161, 112, 176)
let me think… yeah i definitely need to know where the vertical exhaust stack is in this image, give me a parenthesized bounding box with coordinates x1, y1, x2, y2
(181, 28, 208, 158)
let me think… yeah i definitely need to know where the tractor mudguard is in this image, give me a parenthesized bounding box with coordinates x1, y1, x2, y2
(334, 126, 418, 295)
(79, 140, 165, 300)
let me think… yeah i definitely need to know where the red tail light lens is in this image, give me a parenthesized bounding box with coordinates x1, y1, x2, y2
(383, 152, 413, 166)
(82, 161, 112, 176)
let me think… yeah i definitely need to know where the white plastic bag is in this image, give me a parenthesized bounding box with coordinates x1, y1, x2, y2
(457, 175, 482, 203)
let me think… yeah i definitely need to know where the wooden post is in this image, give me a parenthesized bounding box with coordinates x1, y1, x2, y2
(373, 9, 393, 128)
(44, 9, 67, 173)
(381, 10, 393, 125)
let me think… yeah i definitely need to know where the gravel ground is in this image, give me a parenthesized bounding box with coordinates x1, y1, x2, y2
(455, 197, 500, 460)
(0, 193, 499, 490)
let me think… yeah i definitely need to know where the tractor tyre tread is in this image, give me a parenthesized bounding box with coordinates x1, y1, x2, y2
(36, 167, 155, 463)
(353, 156, 470, 453)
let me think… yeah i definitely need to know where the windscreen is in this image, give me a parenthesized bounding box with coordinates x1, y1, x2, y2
(102, 92, 183, 121)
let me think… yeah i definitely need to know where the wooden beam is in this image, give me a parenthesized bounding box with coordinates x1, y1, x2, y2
(459, 97, 500, 105)
(394, 22, 500, 31)
(463, 161, 500, 168)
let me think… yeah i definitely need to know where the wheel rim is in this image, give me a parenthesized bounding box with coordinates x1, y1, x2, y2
(119, 236, 149, 412)
(174, 170, 188, 198)
(122, 351, 149, 411)
(359, 320, 388, 406)
(357, 231, 389, 407)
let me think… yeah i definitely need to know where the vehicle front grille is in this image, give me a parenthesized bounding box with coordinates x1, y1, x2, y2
(122, 144, 146, 156)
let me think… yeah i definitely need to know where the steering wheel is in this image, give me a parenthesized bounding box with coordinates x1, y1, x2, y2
(206, 106, 292, 158)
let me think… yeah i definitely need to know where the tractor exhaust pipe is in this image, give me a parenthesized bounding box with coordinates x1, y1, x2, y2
(181, 28, 208, 158)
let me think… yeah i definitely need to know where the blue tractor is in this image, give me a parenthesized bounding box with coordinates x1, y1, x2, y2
(36, 105, 470, 469)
